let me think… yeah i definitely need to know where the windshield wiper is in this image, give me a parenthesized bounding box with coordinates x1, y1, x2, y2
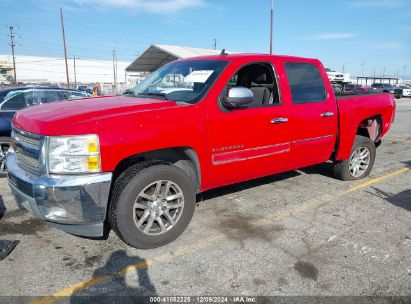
(145, 92, 168, 100)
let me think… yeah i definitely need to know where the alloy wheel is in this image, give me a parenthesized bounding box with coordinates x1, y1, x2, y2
(349, 146, 370, 178)
(133, 180, 185, 236)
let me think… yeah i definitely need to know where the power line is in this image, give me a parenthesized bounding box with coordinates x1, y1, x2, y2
(20, 67, 115, 76)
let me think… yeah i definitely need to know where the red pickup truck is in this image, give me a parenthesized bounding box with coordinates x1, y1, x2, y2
(7, 54, 395, 249)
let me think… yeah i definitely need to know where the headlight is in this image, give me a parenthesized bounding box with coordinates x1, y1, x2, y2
(47, 134, 101, 174)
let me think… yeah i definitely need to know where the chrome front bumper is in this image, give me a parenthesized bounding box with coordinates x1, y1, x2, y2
(6, 151, 112, 237)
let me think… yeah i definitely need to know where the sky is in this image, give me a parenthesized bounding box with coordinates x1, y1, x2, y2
(0, 0, 410, 78)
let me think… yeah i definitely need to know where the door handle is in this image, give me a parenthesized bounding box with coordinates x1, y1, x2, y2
(321, 112, 335, 117)
(270, 118, 289, 124)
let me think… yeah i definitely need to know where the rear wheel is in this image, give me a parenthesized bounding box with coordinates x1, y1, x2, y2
(108, 162, 196, 249)
(0, 137, 11, 177)
(333, 135, 376, 181)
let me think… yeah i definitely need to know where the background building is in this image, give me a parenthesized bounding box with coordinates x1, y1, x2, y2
(0, 54, 129, 94)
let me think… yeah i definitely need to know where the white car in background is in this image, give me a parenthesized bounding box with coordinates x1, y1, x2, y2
(326, 68, 351, 84)
(398, 85, 411, 97)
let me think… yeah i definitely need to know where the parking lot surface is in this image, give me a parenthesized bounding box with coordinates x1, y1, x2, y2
(0, 99, 410, 302)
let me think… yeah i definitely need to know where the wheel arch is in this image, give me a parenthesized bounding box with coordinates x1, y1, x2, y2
(356, 115, 383, 143)
(335, 114, 383, 161)
(112, 146, 201, 192)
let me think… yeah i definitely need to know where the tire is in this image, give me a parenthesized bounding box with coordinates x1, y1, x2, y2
(0, 137, 12, 177)
(395, 95, 401, 99)
(108, 162, 196, 249)
(333, 135, 376, 181)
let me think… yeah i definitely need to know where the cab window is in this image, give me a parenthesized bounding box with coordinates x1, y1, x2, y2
(225, 62, 280, 108)
(285, 62, 326, 103)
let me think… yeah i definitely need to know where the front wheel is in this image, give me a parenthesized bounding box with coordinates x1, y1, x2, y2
(333, 135, 376, 181)
(108, 162, 196, 249)
(0, 137, 12, 177)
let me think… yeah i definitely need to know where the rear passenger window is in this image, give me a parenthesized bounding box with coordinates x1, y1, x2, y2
(285, 62, 326, 103)
(1, 93, 26, 110)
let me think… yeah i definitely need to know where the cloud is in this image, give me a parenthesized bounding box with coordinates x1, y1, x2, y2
(302, 33, 357, 41)
(72, 0, 206, 13)
(348, 0, 406, 9)
(373, 42, 402, 49)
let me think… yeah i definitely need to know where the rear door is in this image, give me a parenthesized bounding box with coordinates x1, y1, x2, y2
(283, 61, 338, 167)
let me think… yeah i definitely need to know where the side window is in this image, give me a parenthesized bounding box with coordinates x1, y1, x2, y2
(57, 91, 70, 100)
(285, 62, 326, 103)
(66, 91, 86, 99)
(1, 93, 27, 110)
(41, 91, 60, 103)
(26, 91, 42, 106)
(225, 62, 280, 108)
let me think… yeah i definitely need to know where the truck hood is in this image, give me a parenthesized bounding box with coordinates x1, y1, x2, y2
(13, 95, 180, 135)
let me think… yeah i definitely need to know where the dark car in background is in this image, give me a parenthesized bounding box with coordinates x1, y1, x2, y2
(353, 84, 374, 94)
(0, 87, 90, 176)
(339, 83, 374, 95)
(371, 83, 396, 94)
(77, 85, 93, 95)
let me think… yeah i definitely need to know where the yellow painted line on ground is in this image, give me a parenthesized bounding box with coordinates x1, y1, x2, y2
(30, 167, 409, 304)
(346, 167, 409, 193)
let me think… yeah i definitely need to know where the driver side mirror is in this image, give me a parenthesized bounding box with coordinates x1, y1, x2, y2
(222, 87, 253, 109)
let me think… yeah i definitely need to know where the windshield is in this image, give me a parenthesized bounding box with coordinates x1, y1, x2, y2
(129, 60, 228, 104)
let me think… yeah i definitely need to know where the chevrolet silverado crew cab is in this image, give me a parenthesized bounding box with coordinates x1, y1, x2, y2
(7, 54, 395, 249)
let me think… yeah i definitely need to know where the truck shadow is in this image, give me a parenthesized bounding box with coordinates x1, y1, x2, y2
(198, 170, 300, 202)
(0, 195, 6, 220)
(367, 187, 411, 212)
(198, 162, 333, 202)
(297, 162, 334, 178)
(70, 250, 157, 303)
(403, 160, 411, 168)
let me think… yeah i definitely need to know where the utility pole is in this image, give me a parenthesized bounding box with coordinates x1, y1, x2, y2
(60, 7, 70, 88)
(269, 0, 274, 54)
(213, 38, 217, 50)
(342, 63, 345, 74)
(73, 55, 78, 89)
(112, 50, 117, 94)
(8, 26, 17, 84)
(382, 67, 386, 79)
(402, 66, 407, 81)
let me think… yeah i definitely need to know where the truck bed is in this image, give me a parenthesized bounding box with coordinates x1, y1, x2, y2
(335, 92, 396, 160)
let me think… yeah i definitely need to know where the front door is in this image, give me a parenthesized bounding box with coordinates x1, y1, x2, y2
(207, 62, 294, 188)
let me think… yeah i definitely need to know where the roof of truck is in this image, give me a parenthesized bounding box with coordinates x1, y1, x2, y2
(126, 44, 320, 72)
(178, 53, 320, 63)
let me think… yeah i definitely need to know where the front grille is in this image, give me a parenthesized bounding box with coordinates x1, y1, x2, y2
(15, 133, 40, 148)
(12, 128, 42, 175)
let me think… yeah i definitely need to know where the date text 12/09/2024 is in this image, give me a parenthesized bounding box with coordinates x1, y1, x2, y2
(149, 296, 257, 303)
